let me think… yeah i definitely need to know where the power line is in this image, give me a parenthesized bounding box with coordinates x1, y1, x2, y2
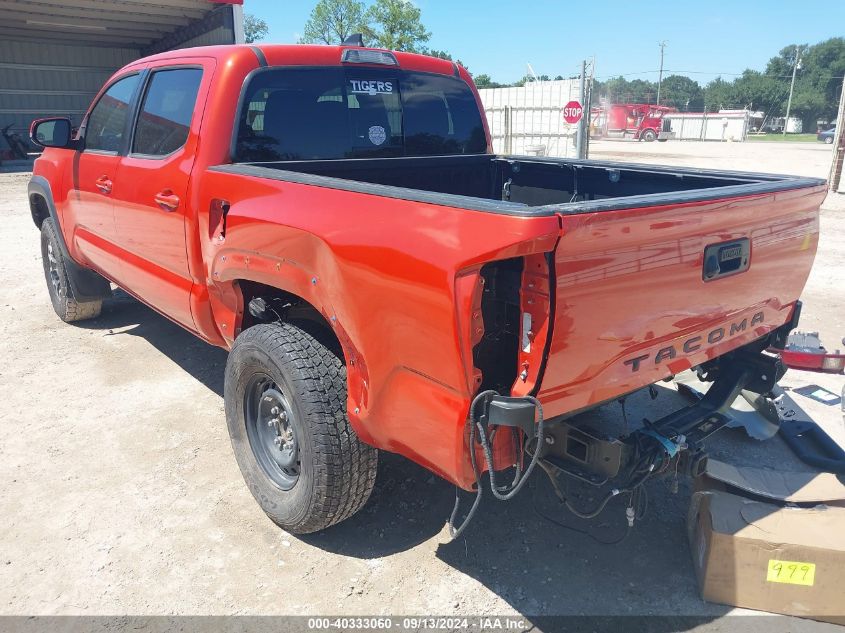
(594, 69, 844, 81)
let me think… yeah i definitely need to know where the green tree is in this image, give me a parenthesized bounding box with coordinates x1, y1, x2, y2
(730, 70, 787, 113)
(597, 76, 658, 104)
(762, 39, 845, 126)
(473, 74, 504, 89)
(703, 76, 733, 111)
(301, 0, 366, 45)
(364, 0, 431, 52)
(659, 74, 703, 110)
(244, 14, 269, 44)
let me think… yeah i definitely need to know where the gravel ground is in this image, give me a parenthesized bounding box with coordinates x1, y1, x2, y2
(1, 141, 843, 629)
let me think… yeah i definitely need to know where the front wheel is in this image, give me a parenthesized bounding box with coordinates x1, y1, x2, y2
(641, 129, 657, 142)
(40, 218, 102, 322)
(224, 322, 378, 533)
(825, 136, 834, 144)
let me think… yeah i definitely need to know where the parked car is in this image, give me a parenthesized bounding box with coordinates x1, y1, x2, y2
(818, 125, 836, 144)
(28, 42, 827, 535)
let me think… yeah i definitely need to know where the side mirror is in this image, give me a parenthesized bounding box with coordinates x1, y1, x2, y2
(30, 117, 76, 149)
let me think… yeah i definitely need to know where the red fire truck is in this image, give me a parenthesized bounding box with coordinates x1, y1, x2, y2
(591, 103, 676, 142)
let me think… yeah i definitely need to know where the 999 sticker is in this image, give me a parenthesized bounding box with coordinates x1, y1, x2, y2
(766, 559, 816, 586)
(349, 79, 394, 96)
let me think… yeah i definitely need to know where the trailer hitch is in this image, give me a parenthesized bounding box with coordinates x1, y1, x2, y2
(636, 349, 785, 451)
(534, 348, 786, 531)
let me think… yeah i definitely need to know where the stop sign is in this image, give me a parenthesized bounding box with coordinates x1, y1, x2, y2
(563, 100, 583, 124)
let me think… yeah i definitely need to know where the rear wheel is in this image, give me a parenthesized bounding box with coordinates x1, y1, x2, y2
(825, 136, 834, 144)
(40, 218, 102, 322)
(224, 322, 377, 533)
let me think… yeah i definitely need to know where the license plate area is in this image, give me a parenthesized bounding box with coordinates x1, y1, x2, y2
(703, 238, 750, 281)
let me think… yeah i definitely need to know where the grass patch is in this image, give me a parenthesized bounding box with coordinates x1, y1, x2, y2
(746, 133, 819, 143)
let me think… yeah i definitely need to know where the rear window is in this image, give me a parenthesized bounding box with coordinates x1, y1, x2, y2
(234, 68, 487, 161)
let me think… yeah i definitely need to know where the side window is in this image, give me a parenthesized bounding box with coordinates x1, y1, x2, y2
(84, 74, 141, 153)
(132, 68, 203, 157)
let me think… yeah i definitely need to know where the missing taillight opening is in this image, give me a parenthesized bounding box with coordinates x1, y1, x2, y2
(473, 258, 523, 394)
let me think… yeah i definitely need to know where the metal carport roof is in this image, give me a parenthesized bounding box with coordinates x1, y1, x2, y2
(0, 0, 244, 163)
(0, 0, 243, 51)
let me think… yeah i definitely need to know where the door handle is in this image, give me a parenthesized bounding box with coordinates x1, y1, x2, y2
(95, 175, 112, 194)
(154, 189, 180, 212)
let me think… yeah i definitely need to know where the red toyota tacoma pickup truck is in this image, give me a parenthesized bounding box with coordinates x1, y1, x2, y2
(28, 42, 826, 535)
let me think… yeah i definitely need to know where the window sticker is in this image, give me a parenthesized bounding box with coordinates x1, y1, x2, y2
(349, 79, 394, 96)
(368, 125, 387, 146)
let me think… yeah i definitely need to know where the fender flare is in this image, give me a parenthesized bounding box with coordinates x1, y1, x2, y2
(28, 175, 112, 302)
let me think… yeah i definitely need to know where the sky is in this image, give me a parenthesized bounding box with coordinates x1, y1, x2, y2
(244, 0, 845, 85)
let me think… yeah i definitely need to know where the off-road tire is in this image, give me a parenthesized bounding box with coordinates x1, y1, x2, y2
(40, 218, 102, 322)
(225, 322, 378, 533)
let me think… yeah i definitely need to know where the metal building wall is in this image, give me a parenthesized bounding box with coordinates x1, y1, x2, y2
(478, 80, 580, 157)
(0, 39, 138, 136)
(0, 2, 242, 157)
(664, 112, 750, 141)
(177, 26, 236, 49)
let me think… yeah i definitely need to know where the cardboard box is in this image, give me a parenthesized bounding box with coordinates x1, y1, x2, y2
(688, 460, 845, 624)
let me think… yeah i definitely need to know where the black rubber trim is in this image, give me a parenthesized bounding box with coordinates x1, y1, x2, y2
(250, 46, 267, 67)
(492, 156, 827, 216)
(529, 250, 557, 397)
(211, 155, 826, 218)
(211, 161, 529, 214)
(28, 175, 112, 302)
(451, 62, 460, 77)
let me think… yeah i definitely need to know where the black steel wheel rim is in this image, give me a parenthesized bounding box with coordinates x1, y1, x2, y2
(46, 241, 62, 296)
(244, 374, 300, 490)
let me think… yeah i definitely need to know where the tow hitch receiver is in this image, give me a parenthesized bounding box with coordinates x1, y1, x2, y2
(636, 350, 785, 448)
(533, 348, 787, 533)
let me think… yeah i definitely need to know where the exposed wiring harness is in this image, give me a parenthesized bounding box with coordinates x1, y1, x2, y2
(448, 389, 678, 541)
(448, 390, 545, 539)
(528, 440, 656, 545)
(530, 476, 649, 546)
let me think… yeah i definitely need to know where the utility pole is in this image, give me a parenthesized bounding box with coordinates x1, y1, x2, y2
(784, 45, 801, 136)
(576, 58, 586, 159)
(657, 41, 667, 105)
(829, 74, 845, 192)
(584, 58, 595, 160)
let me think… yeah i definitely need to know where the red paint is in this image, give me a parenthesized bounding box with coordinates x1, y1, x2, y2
(31, 44, 824, 491)
(591, 103, 675, 140)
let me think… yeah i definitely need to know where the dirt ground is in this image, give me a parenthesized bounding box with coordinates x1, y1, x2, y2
(1, 141, 844, 628)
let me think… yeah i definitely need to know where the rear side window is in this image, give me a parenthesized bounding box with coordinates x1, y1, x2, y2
(235, 68, 486, 161)
(133, 68, 203, 157)
(401, 73, 487, 156)
(85, 74, 140, 153)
